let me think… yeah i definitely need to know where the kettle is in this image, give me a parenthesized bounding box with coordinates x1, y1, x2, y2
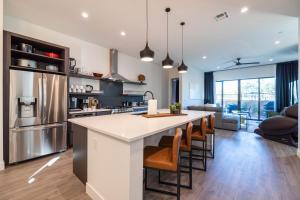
(69, 58, 77, 72)
(85, 85, 93, 93)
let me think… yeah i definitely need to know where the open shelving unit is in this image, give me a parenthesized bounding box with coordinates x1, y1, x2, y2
(5, 31, 69, 75)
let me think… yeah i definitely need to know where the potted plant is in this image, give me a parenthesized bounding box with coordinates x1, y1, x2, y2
(169, 102, 182, 114)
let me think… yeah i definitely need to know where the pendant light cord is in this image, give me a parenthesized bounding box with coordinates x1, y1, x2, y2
(167, 11, 169, 53)
(146, 0, 149, 43)
(181, 23, 184, 61)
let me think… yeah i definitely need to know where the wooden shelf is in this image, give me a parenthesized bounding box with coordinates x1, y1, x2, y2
(10, 65, 66, 75)
(123, 81, 147, 85)
(69, 92, 104, 96)
(69, 73, 102, 80)
(11, 49, 65, 64)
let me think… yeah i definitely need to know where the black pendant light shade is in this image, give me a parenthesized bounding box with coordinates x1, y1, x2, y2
(178, 22, 188, 73)
(140, 42, 154, 62)
(140, 0, 154, 62)
(178, 60, 188, 73)
(162, 7, 174, 69)
(162, 53, 174, 69)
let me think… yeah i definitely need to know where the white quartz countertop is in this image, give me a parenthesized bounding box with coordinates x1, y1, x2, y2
(69, 109, 111, 114)
(68, 109, 214, 142)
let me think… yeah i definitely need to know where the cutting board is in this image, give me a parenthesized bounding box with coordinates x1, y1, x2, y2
(142, 113, 188, 118)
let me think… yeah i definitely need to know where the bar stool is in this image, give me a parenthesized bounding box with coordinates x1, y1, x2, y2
(190, 117, 207, 171)
(205, 114, 215, 158)
(158, 122, 194, 189)
(144, 128, 182, 200)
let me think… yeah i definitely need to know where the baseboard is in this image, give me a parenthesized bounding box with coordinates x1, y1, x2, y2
(297, 149, 300, 158)
(86, 183, 105, 200)
(0, 160, 4, 171)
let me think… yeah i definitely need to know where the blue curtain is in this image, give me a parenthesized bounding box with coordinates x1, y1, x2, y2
(276, 60, 298, 112)
(204, 72, 214, 104)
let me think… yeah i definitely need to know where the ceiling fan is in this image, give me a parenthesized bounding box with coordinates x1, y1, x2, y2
(224, 58, 260, 69)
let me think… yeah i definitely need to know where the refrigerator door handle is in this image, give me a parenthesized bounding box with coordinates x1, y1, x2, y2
(42, 76, 47, 123)
(38, 77, 43, 122)
(10, 123, 65, 132)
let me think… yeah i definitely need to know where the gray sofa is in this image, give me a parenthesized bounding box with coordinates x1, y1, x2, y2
(187, 105, 240, 131)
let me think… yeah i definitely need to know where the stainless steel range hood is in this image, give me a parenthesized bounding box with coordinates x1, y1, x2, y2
(103, 49, 131, 82)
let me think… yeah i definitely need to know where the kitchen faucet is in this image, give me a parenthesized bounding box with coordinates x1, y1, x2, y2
(143, 91, 155, 100)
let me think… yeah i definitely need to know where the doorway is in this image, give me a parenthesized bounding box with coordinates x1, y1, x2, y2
(171, 78, 179, 104)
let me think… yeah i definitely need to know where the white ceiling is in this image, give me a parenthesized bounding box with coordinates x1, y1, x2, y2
(4, 0, 299, 72)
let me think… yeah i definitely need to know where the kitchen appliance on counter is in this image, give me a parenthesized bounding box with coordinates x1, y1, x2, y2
(106, 106, 148, 114)
(70, 97, 78, 109)
(9, 70, 67, 164)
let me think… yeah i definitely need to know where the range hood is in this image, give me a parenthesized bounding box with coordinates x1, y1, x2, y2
(103, 49, 131, 82)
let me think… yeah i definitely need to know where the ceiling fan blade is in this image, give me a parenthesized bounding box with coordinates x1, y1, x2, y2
(240, 62, 260, 65)
(223, 64, 239, 70)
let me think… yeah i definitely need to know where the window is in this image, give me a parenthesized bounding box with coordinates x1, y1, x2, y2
(216, 77, 275, 120)
(223, 81, 238, 113)
(241, 79, 259, 119)
(260, 78, 275, 119)
(215, 81, 222, 107)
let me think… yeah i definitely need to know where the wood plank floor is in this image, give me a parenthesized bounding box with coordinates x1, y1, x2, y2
(1, 129, 300, 200)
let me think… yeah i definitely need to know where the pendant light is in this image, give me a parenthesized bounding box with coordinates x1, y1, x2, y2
(162, 8, 174, 69)
(140, 0, 154, 62)
(178, 22, 188, 73)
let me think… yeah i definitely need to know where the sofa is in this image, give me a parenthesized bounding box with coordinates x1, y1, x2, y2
(254, 104, 298, 147)
(187, 105, 240, 131)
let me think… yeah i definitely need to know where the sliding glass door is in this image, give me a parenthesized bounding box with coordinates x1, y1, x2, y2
(240, 79, 259, 119)
(216, 77, 275, 120)
(223, 81, 238, 113)
(259, 78, 275, 119)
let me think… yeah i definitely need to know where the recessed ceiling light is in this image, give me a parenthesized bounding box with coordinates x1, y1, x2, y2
(269, 58, 274, 62)
(274, 40, 281, 45)
(120, 31, 126, 36)
(241, 6, 249, 13)
(202, 56, 207, 60)
(217, 66, 220, 69)
(81, 12, 89, 18)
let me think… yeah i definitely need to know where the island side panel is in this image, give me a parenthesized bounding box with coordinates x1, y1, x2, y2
(86, 129, 144, 200)
(72, 123, 87, 184)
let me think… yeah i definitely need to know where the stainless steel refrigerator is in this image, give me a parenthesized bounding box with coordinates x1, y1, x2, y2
(9, 70, 67, 164)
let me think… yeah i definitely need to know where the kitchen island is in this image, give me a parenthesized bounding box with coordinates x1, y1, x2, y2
(68, 109, 214, 200)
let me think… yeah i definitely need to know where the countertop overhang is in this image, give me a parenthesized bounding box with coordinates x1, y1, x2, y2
(68, 109, 214, 142)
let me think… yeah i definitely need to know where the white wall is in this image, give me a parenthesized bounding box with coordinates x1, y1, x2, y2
(181, 67, 205, 108)
(3, 16, 168, 108)
(214, 65, 276, 82)
(0, 0, 4, 171)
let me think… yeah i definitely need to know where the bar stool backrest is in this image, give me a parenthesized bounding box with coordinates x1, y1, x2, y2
(185, 122, 193, 150)
(209, 115, 215, 131)
(172, 128, 183, 164)
(200, 118, 208, 136)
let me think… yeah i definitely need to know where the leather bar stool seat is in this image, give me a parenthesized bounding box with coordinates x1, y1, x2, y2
(188, 117, 208, 171)
(193, 115, 215, 158)
(158, 123, 194, 189)
(144, 146, 176, 171)
(143, 128, 183, 200)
